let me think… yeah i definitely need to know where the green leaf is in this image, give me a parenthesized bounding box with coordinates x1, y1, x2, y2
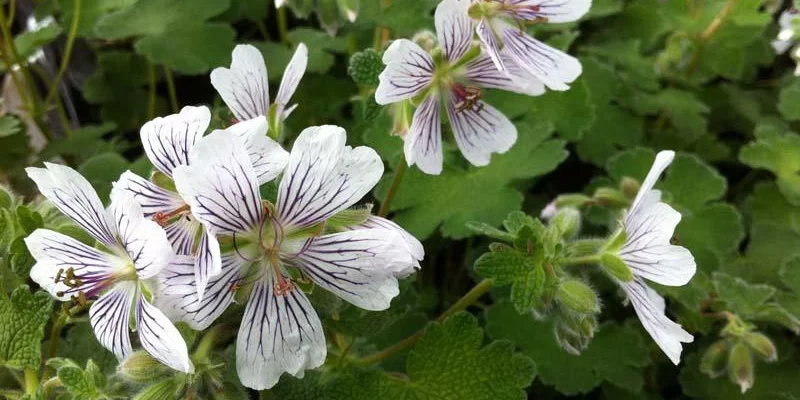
(270, 312, 536, 400)
(740, 131, 800, 206)
(520, 78, 595, 141)
(713, 272, 776, 318)
(95, 0, 234, 74)
(778, 79, 800, 121)
(39, 123, 119, 162)
(486, 302, 650, 394)
(376, 122, 567, 239)
(0, 286, 53, 369)
(59, 0, 138, 38)
(78, 152, 131, 202)
(287, 28, 348, 74)
(12, 22, 62, 62)
(82, 51, 159, 130)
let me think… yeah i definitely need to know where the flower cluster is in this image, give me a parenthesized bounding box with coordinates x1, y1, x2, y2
(25, 42, 423, 390)
(376, 0, 589, 174)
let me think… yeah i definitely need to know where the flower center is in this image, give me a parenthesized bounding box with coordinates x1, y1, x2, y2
(153, 204, 191, 226)
(451, 83, 483, 113)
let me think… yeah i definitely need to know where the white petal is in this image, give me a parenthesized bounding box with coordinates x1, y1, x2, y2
(114, 171, 185, 218)
(350, 216, 424, 276)
(163, 216, 199, 256)
(211, 44, 270, 121)
(628, 150, 675, 215)
(136, 293, 194, 373)
(621, 201, 696, 286)
(375, 39, 434, 105)
(110, 189, 175, 279)
(283, 229, 410, 310)
(195, 228, 221, 300)
(173, 131, 264, 234)
(26, 229, 120, 301)
(157, 254, 246, 330)
(277, 125, 383, 231)
(622, 278, 693, 365)
(26, 163, 117, 247)
(501, 25, 581, 91)
(476, 19, 506, 72)
(140, 106, 210, 177)
(405, 94, 443, 175)
(446, 98, 517, 167)
(772, 38, 793, 54)
(89, 282, 136, 360)
(435, 0, 474, 61)
(462, 52, 546, 96)
(275, 43, 308, 118)
(220, 116, 289, 185)
(275, 0, 287, 7)
(236, 274, 326, 390)
(508, 0, 592, 23)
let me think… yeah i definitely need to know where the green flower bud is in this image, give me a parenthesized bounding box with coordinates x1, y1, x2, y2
(134, 378, 182, 400)
(600, 253, 633, 282)
(604, 228, 627, 252)
(700, 340, 729, 378)
(728, 341, 754, 394)
(557, 279, 600, 314)
(411, 30, 437, 53)
(119, 351, 172, 384)
(348, 49, 383, 87)
(554, 314, 596, 355)
(550, 207, 581, 239)
(593, 187, 629, 208)
(620, 177, 640, 199)
(743, 332, 777, 362)
(553, 194, 592, 209)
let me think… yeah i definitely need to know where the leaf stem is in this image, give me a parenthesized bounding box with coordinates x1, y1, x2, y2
(24, 368, 38, 395)
(147, 62, 157, 120)
(42, 312, 67, 380)
(685, 0, 737, 77)
(43, 0, 80, 108)
(356, 278, 494, 365)
(163, 66, 179, 113)
(558, 254, 602, 267)
(277, 6, 289, 45)
(378, 160, 406, 217)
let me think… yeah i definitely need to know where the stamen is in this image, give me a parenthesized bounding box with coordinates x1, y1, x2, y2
(273, 277, 294, 296)
(154, 204, 190, 226)
(452, 84, 484, 113)
(232, 232, 263, 263)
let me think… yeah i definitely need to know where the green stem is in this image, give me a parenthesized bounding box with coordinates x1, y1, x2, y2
(193, 325, 222, 362)
(256, 20, 270, 40)
(277, 6, 289, 45)
(378, 161, 406, 217)
(559, 254, 602, 267)
(163, 66, 179, 113)
(24, 368, 38, 395)
(147, 62, 157, 120)
(7, 0, 15, 29)
(42, 312, 67, 380)
(356, 279, 494, 365)
(43, 0, 80, 107)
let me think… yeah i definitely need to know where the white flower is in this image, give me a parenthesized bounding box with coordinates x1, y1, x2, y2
(375, 0, 544, 175)
(211, 43, 308, 133)
(468, 0, 589, 90)
(617, 150, 696, 364)
(772, 10, 799, 54)
(162, 125, 422, 389)
(24, 163, 192, 373)
(115, 106, 288, 300)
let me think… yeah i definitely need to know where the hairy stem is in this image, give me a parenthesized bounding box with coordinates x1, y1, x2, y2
(163, 66, 179, 113)
(378, 161, 407, 217)
(43, 0, 81, 107)
(559, 254, 602, 267)
(24, 368, 38, 395)
(356, 279, 494, 365)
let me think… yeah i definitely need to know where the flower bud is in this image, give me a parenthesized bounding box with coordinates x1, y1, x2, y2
(134, 378, 182, 400)
(118, 351, 171, 384)
(412, 30, 437, 52)
(553, 194, 592, 209)
(600, 253, 633, 282)
(540, 201, 557, 220)
(348, 49, 382, 87)
(728, 341, 754, 394)
(554, 313, 596, 355)
(620, 177, 640, 199)
(700, 340, 729, 378)
(743, 331, 777, 362)
(592, 187, 629, 207)
(550, 207, 581, 239)
(557, 279, 600, 314)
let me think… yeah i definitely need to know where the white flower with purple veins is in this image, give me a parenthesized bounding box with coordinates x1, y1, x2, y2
(163, 125, 422, 389)
(616, 150, 696, 364)
(376, 0, 544, 175)
(468, 0, 589, 90)
(115, 106, 288, 301)
(211, 43, 308, 137)
(24, 163, 192, 372)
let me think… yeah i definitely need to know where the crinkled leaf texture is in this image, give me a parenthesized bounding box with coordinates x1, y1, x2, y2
(0, 286, 53, 369)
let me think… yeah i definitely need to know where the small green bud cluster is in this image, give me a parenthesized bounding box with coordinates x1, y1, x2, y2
(700, 326, 778, 393)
